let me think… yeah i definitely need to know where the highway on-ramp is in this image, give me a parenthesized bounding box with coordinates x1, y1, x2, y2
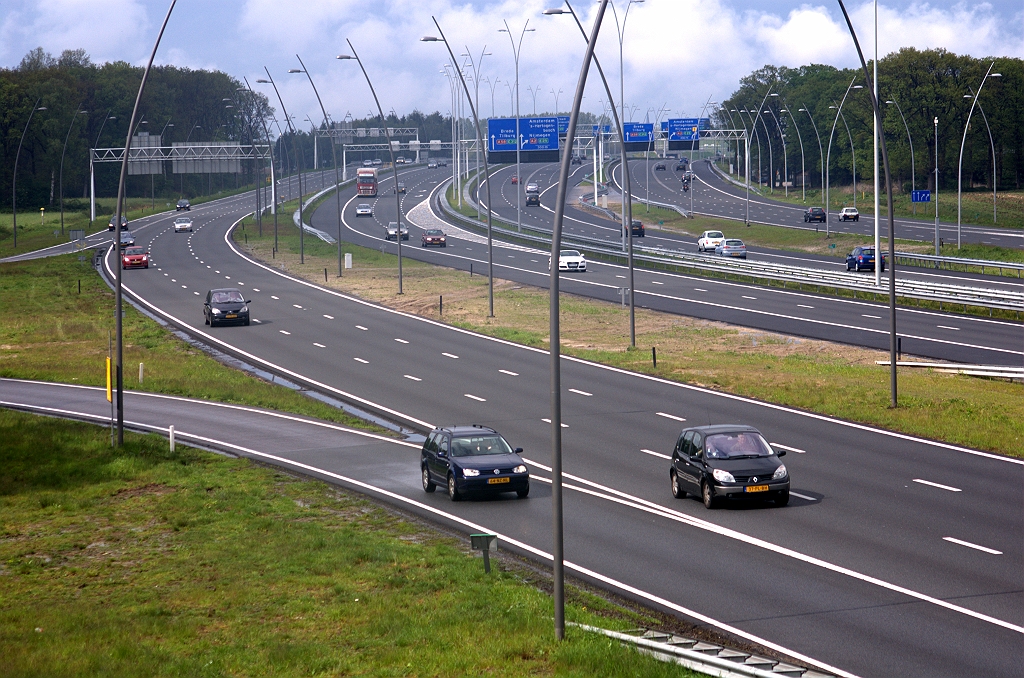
(70, 176, 1024, 677)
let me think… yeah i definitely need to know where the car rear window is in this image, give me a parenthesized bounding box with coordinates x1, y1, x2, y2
(725, 240, 744, 246)
(450, 435, 512, 457)
(705, 432, 773, 459)
(706, 231, 724, 238)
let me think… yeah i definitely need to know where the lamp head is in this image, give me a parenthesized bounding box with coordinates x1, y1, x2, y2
(287, 69, 303, 74)
(420, 36, 440, 42)
(336, 55, 354, 60)
(37, 107, 47, 111)
(255, 79, 270, 83)
(769, 93, 779, 97)
(990, 73, 1002, 77)
(885, 100, 894, 104)
(852, 85, 863, 89)
(544, 8, 567, 14)
(963, 94, 972, 99)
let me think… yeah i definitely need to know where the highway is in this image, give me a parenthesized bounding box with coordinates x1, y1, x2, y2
(343, 164, 1024, 366)
(73, 173, 1024, 677)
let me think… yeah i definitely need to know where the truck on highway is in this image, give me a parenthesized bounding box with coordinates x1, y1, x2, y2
(356, 168, 378, 197)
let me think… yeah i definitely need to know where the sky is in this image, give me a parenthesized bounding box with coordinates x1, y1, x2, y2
(1, 0, 1021, 128)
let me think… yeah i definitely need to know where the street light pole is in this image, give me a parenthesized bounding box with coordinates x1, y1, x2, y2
(750, 88, 774, 193)
(423, 19, 496, 318)
(825, 79, 861, 237)
(293, 55, 345, 276)
(12, 98, 46, 249)
(965, 89, 999, 224)
(547, 0, 610, 640)
(499, 20, 534, 234)
(934, 116, 939, 256)
(608, 0, 644, 253)
(957, 62, 1000, 248)
(799, 106, 825, 200)
(90, 111, 116, 223)
(838, 107, 856, 209)
(460, 47, 491, 222)
(59, 107, 88, 236)
(764, 99, 786, 196)
(340, 46, 406, 295)
(780, 103, 805, 202)
(885, 99, 915, 216)
(239, 80, 276, 239)
(259, 68, 303, 262)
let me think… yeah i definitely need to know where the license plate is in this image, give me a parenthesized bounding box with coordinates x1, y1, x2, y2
(487, 477, 510, 485)
(745, 485, 769, 493)
(225, 314, 237, 319)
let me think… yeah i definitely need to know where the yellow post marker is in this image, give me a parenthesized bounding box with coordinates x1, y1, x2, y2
(40, 207, 45, 225)
(106, 357, 112, 403)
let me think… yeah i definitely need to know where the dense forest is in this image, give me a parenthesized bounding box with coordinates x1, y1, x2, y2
(0, 48, 454, 211)
(716, 48, 1023, 193)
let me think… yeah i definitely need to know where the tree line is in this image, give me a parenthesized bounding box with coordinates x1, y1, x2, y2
(715, 48, 1023, 194)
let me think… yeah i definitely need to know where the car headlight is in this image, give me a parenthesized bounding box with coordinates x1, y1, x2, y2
(772, 464, 788, 480)
(240, 305, 248, 313)
(513, 465, 527, 474)
(212, 308, 222, 314)
(712, 468, 735, 483)
(463, 468, 480, 477)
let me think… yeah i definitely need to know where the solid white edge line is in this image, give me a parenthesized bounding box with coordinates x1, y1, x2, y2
(522, 456, 1023, 636)
(942, 537, 1002, 555)
(568, 388, 593, 397)
(210, 209, 1024, 468)
(912, 478, 963, 492)
(789, 491, 817, 501)
(656, 412, 687, 422)
(771, 443, 806, 454)
(641, 448, 672, 460)
(0, 396, 853, 678)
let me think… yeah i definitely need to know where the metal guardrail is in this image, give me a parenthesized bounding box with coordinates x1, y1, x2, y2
(893, 251, 1024, 277)
(437, 179, 1024, 313)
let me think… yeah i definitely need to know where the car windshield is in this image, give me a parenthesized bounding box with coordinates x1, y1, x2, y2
(450, 435, 513, 457)
(125, 247, 145, 255)
(706, 231, 724, 239)
(725, 240, 744, 246)
(211, 291, 244, 304)
(705, 432, 773, 459)
(175, 217, 189, 223)
(560, 250, 581, 258)
(425, 229, 443, 236)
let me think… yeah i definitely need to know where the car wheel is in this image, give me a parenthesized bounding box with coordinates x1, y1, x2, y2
(447, 474, 461, 502)
(847, 261, 853, 271)
(702, 481, 718, 509)
(855, 216, 859, 221)
(204, 313, 209, 326)
(422, 466, 436, 493)
(243, 318, 250, 327)
(775, 490, 790, 507)
(671, 471, 686, 499)
(516, 484, 529, 499)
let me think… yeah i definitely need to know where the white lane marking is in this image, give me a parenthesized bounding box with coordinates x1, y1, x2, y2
(354, 358, 369, 364)
(238, 282, 245, 286)
(569, 388, 593, 397)
(694, 288, 707, 292)
(395, 338, 409, 344)
(656, 412, 687, 422)
(215, 270, 220, 273)
(404, 375, 422, 382)
(500, 369, 519, 376)
(862, 314, 881, 319)
(913, 478, 962, 492)
(652, 281, 664, 285)
(171, 278, 177, 282)
(356, 325, 368, 331)
(181, 285, 187, 289)
(206, 266, 211, 269)
(937, 325, 960, 331)
(771, 443, 806, 454)
(789, 491, 817, 501)
(194, 292, 199, 295)
(313, 343, 326, 348)
(442, 352, 459, 359)
(253, 288, 260, 292)
(541, 418, 569, 428)
(641, 448, 671, 460)
(279, 330, 291, 335)
(323, 314, 334, 319)
(943, 537, 1002, 555)
(464, 393, 486, 402)
(742, 295, 757, 300)
(253, 319, 261, 324)
(522, 456, 1022, 636)
(219, 219, 1024, 465)
(798, 304, 815, 309)
(271, 295, 279, 300)
(616, 275, 626, 279)
(293, 304, 302, 309)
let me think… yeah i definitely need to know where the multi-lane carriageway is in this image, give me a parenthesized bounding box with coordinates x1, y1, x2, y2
(37, 164, 1018, 677)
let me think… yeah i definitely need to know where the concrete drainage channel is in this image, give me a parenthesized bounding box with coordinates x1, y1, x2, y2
(574, 625, 838, 678)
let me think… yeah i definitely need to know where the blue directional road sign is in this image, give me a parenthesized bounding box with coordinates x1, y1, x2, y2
(592, 124, 611, 135)
(623, 122, 654, 143)
(488, 118, 519, 152)
(520, 116, 559, 150)
(557, 116, 570, 135)
(911, 190, 931, 203)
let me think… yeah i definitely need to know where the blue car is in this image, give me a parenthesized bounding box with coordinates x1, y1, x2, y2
(846, 246, 886, 272)
(421, 425, 530, 501)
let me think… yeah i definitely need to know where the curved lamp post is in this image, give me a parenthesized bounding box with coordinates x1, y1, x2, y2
(608, 0, 644, 252)
(957, 63, 999, 247)
(12, 99, 47, 249)
(90, 111, 117, 222)
(339, 44, 408, 295)
(885, 98, 915, 216)
(750, 88, 775, 193)
(739, 109, 762, 187)
(779, 102, 805, 201)
(799, 105, 825, 199)
(825, 79, 861, 235)
(763, 99, 787, 196)
(460, 47, 491, 222)
(257, 69, 304, 260)
(963, 85, 1000, 225)
(499, 20, 534, 233)
(238, 80, 278, 240)
(59, 107, 88, 235)
(423, 20, 496, 318)
(291, 55, 344, 276)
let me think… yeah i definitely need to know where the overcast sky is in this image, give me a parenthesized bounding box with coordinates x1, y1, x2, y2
(2, 0, 1021, 128)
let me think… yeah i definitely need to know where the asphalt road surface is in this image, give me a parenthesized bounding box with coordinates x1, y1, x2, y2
(72, 176, 1024, 677)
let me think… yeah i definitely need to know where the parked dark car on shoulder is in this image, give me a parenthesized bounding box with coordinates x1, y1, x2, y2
(421, 425, 529, 501)
(804, 207, 826, 222)
(204, 288, 250, 327)
(669, 425, 790, 509)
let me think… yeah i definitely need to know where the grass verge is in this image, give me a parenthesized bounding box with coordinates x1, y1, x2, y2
(236, 211, 1024, 459)
(0, 410, 698, 677)
(0, 252, 382, 432)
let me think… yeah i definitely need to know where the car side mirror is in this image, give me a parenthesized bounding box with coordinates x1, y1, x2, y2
(438, 450, 447, 458)
(776, 449, 786, 457)
(245, 300, 251, 304)
(514, 447, 523, 454)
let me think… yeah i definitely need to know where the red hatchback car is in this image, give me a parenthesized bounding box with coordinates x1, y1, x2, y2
(121, 246, 149, 269)
(511, 175, 518, 185)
